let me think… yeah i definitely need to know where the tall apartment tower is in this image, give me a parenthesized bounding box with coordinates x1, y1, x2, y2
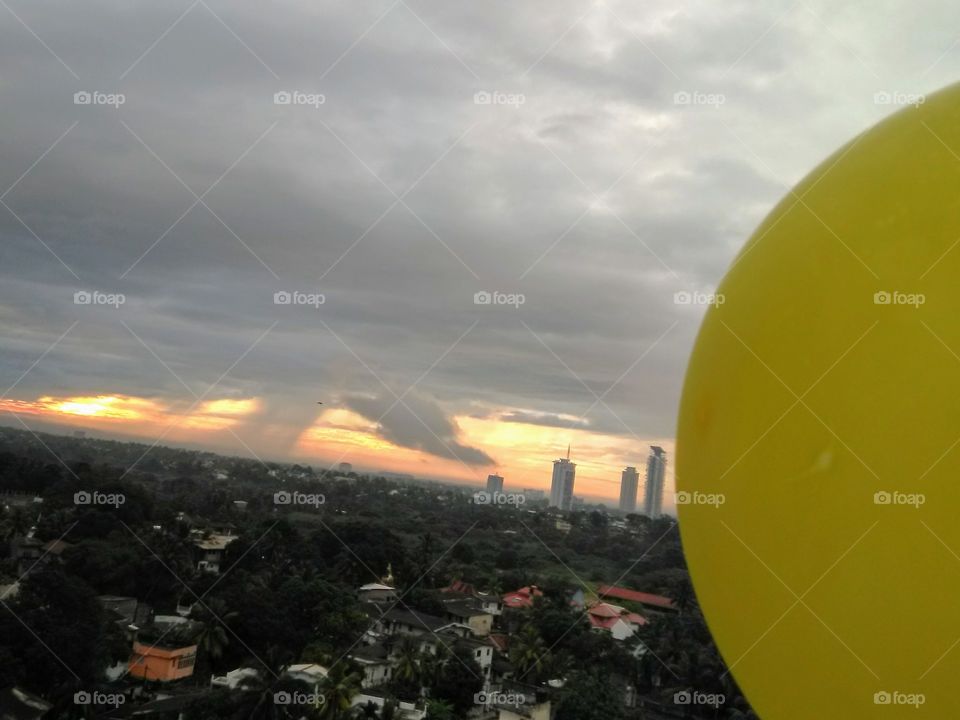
(643, 446, 667, 517)
(549, 446, 577, 511)
(486, 474, 504, 494)
(619, 466, 639, 512)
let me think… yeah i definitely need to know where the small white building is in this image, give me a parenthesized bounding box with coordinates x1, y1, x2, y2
(358, 583, 398, 603)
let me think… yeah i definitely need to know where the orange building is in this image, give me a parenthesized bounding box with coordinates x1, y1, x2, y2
(127, 619, 200, 682)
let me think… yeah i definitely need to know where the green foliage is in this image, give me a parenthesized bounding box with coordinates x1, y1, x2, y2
(426, 647, 483, 715)
(0, 567, 112, 696)
(556, 669, 627, 720)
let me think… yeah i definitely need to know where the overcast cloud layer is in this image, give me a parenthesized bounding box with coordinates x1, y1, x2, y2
(1, 0, 958, 471)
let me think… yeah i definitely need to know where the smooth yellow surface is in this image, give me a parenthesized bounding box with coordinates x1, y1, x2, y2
(677, 83, 960, 718)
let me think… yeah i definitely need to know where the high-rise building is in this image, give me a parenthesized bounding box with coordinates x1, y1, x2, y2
(619, 466, 639, 512)
(486, 474, 504, 494)
(549, 446, 576, 510)
(643, 446, 667, 517)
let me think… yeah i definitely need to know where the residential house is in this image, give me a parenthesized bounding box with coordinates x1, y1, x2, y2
(442, 579, 502, 616)
(190, 530, 238, 574)
(586, 602, 646, 641)
(128, 618, 201, 682)
(596, 584, 677, 614)
(477, 591, 503, 616)
(502, 586, 543, 610)
(377, 608, 467, 639)
(441, 599, 493, 637)
(358, 583, 398, 603)
(286, 664, 327, 694)
(349, 644, 393, 688)
(443, 632, 494, 678)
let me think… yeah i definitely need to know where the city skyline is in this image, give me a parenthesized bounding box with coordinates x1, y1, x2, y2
(485, 473, 504, 495)
(643, 446, 667, 517)
(549, 446, 577, 511)
(0, 410, 676, 506)
(619, 466, 639, 513)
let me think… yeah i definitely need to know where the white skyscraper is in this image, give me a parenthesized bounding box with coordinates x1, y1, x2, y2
(619, 466, 639, 512)
(643, 446, 666, 517)
(549, 446, 576, 510)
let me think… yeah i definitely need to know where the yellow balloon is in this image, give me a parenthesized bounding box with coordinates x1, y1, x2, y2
(677, 84, 960, 718)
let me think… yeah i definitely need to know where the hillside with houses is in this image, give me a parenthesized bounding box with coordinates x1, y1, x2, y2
(0, 427, 754, 719)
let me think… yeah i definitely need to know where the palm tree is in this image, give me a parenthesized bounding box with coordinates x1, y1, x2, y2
(190, 599, 238, 678)
(418, 642, 449, 691)
(320, 663, 363, 719)
(392, 635, 421, 685)
(510, 625, 547, 679)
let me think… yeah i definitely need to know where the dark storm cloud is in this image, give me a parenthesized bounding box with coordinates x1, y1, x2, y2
(1, 0, 957, 464)
(341, 392, 495, 467)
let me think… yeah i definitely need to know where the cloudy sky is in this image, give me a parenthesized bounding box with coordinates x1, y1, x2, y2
(0, 0, 956, 504)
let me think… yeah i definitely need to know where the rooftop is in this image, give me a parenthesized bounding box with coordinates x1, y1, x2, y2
(596, 584, 676, 610)
(381, 608, 448, 633)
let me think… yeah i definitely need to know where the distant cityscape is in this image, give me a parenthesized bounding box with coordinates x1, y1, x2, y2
(483, 445, 668, 516)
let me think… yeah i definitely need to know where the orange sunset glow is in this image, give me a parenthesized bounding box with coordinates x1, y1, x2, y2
(1, 394, 672, 504)
(296, 406, 675, 504)
(0, 393, 263, 441)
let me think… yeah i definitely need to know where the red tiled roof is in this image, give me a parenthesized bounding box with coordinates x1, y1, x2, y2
(502, 585, 543, 609)
(588, 602, 621, 618)
(444, 579, 476, 595)
(597, 584, 675, 609)
(588, 613, 621, 630)
(587, 602, 648, 627)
